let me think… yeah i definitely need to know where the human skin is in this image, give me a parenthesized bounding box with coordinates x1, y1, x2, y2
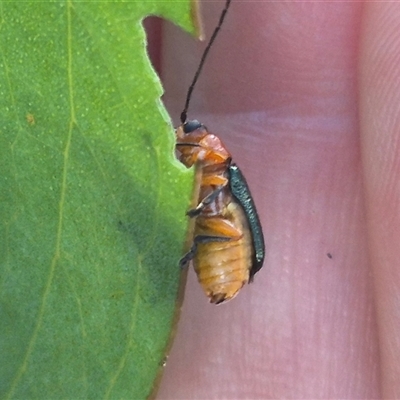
(149, 3, 400, 399)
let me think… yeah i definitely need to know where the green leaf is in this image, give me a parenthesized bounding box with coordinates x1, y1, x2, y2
(0, 1, 197, 399)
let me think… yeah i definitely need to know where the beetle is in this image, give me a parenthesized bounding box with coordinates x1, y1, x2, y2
(176, 121, 265, 303)
(176, 0, 265, 303)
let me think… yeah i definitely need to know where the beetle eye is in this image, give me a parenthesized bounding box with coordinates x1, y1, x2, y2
(183, 120, 203, 134)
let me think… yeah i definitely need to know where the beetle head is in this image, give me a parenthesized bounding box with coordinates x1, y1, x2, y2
(183, 119, 203, 134)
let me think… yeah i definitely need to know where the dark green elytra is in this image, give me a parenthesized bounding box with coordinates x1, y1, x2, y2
(228, 163, 265, 279)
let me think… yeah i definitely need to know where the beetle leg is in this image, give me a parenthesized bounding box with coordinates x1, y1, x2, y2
(179, 235, 231, 269)
(187, 185, 224, 217)
(180, 216, 243, 268)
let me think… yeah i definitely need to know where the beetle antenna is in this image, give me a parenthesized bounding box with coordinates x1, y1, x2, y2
(180, 0, 232, 124)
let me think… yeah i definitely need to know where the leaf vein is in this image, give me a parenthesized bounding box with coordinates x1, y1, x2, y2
(5, 4, 76, 398)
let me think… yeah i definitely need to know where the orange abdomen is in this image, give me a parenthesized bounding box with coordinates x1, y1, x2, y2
(193, 201, 254, 304)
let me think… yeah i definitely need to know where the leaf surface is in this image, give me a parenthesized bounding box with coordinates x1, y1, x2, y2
(0, 1, 196, 399)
